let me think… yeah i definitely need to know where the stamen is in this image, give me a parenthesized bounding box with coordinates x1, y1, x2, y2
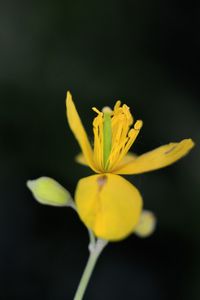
(112, 120, 143, 166)
(93, 112, 104, 170)
(114, 100, 121, 112)
(134, 120, 143, 130)
(92, 107, 101, 114)
(108, 107, 143, 170)
(92, 101, 142, 173)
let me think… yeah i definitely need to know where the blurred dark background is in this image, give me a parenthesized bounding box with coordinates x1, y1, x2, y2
(0, 0, 199, 299)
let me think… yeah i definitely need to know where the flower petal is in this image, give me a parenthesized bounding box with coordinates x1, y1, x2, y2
(66, 92, 98, 172)
(114, 139, 194, 174)
(75, 174, 143, 241)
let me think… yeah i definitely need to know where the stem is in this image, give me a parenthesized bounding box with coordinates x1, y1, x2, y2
(88, 229, 96, 251)
(73, 235, 108, 300)
(73, 250, 99, 300)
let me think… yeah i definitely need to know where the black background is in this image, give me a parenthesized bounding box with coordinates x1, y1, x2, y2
(0, 1, 199, 299)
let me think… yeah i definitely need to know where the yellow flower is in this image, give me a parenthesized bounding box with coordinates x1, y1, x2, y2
(66, 92, 194, 241)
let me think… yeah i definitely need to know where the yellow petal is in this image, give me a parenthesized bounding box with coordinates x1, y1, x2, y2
(66, 92, 98, 172)
(134, 210, 156, 238)
(114, 139, 194, 174)
(27, 177, 72, 207)
(75, 174, 143, 241)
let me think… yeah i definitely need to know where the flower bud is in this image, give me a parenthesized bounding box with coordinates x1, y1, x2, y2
(134, 210, 156, 238)
(27, 177, 72, 207)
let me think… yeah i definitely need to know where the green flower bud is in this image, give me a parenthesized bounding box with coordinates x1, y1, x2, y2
(27, 177, 72, 207)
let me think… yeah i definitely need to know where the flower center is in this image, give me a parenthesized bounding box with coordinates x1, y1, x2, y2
(92, 101, 142, 172)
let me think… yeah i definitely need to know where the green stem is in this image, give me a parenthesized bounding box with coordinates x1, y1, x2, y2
(73, 250, 99, 300)
(73, 237, 107, 300)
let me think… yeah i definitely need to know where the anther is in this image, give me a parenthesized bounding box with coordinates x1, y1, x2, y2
(134, 120, 143, 130)
(92, 107, 102, 114)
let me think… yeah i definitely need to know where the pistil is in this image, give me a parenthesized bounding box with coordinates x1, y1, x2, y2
(102, 107, 112, 170)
